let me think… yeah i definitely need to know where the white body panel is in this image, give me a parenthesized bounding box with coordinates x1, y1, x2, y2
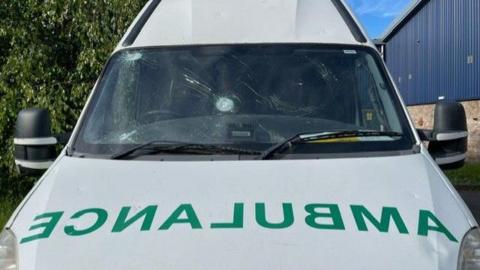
(10, 152, 475, 270)
(4, 1, 476, 269)
(117, 0, 373, 49)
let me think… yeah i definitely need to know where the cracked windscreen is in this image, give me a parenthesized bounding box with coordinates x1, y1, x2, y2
(73, 45, 415, 157)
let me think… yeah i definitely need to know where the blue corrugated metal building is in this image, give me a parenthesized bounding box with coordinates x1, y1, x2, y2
(382, 0, 480, 105)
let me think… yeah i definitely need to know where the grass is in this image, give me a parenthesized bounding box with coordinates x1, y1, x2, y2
(445, 163, 480, 186)
(0, 196, 22, 229)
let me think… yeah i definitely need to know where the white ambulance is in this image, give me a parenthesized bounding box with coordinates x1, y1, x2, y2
(2, 0, 478, 269)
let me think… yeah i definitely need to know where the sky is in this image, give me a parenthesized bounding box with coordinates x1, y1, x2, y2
(346, 0, 414, 38)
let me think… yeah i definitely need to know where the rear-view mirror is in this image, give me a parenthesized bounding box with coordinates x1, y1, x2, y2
(14, 108, 58, 176)
(418, 101, 468, 169)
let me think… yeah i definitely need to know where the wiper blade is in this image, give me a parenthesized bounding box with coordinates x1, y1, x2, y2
(111, 140, 262, 160)
(259, 130, 403, 160)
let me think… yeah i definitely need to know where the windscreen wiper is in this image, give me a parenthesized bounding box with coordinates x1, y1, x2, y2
(258, 130, 403, 160)
(111, 140, 262, 160)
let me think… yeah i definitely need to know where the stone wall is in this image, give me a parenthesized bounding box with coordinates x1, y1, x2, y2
(407, 100, 480, 161)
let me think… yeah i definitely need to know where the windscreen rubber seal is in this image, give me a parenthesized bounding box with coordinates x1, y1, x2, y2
(331, 0, 368, 43)
(123, 0, 162, 47)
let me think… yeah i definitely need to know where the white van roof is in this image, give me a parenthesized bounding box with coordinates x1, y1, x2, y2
(117, 0, 372, 50)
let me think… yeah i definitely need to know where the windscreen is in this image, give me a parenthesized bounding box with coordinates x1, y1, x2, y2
(73, 45, 415, 157)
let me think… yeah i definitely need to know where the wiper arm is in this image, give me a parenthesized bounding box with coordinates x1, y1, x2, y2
(259, 130, 403, 160)
(111, 140, 262, 160)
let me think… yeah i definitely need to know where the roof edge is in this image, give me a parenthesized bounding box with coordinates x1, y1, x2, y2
(123, 0, 162, 47)
(381, 0, 430, 42)
(332, 0, 368, 43)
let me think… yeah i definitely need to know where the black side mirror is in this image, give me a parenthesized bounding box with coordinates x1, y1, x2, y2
(14, 108, 58, 176)
(418, 101, 468, 169)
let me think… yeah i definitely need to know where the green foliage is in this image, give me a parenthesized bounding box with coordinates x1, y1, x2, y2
(446, 163, 480, 186)
(0, 196, 22, 229)
(0, 0, 148, 196)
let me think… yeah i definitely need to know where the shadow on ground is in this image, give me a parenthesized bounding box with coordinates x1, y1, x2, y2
(459, 191, 480, 223)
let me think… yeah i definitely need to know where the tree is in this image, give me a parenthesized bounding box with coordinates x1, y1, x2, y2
(0, 0, 148, 196)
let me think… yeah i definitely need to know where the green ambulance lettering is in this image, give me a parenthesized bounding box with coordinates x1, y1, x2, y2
(351, 205, 409, 234)
(418, 209, 457, 242)
(19, 203, 459, 244)
(255, 203, 294, 229)
(64, 208, 108, 236)
(112, 205, 158, 232)
(211, 203, 244, 229)
(159, 204, 202, 230)
(21, 212, 64, 244)
(305, 204, 345, 230)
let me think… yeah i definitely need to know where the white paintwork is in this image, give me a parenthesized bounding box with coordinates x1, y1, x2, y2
(436, 131, 468, 142)
(117, 0, 373, 50)
(8, 153, 476, 270)
(14, 137, 57, 146)
(14, 160, 54, 170)
(3, 1, 476, 270)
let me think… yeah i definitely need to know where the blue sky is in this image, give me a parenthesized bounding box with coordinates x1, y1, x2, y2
(346, 0, 414, 38)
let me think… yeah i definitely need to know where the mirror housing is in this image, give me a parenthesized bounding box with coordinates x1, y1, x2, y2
(419, 101, 468, 169)
(14, 108, 57, 176)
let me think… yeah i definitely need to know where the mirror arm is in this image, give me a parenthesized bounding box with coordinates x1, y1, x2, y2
(417, 129, 433, 141)
(54, 132, 72, 145)
(417, 129, 468, 142)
